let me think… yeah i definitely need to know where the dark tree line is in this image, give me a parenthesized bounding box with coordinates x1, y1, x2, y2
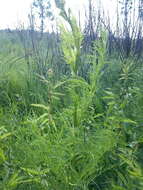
(4, 0, 143, 78)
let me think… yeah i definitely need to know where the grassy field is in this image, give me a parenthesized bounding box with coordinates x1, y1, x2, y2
(0, 2, 143, 190)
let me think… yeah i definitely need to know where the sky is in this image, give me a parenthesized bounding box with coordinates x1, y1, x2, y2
(0, 0, 117, 29)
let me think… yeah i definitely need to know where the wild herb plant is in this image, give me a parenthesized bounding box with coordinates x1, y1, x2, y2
(0, 0, 143, 189)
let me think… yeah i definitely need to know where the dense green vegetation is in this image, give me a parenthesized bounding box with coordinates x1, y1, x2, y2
(0, 0, 143, 189)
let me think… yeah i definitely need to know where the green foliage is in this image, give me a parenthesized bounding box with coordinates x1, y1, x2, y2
(0, 2, 143, 190)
